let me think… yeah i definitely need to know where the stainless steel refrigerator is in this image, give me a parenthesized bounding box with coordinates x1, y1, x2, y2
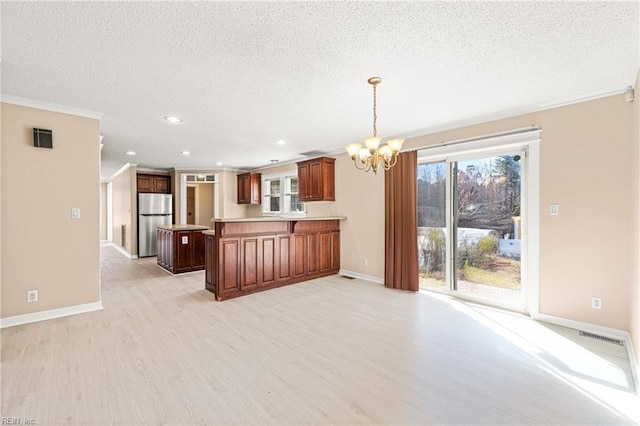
(138, 193, 173, 257)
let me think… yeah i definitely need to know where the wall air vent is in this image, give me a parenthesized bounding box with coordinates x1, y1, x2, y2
(579, 331, 624, 346)
(340, 275, 355, 280)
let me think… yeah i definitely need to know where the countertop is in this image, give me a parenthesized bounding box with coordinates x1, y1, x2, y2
(211, 216, 347, 223)
(157, 224, 210, 231)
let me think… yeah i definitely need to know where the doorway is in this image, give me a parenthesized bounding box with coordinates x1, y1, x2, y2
(416, 129, 540, 313)
(186, 186, 196, 225)
(180, 174, 219, 227)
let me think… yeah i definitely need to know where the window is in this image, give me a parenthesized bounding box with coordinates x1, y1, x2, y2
(262, 172, 306, 216)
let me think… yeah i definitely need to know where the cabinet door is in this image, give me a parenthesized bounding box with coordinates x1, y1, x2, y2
(292, 233, 307, 278)
(276, 234, 292, 283)
(319, 230, 332, 272)
(237, 174, 249, 203)
(192, 231, 206, 269)
(249, 173, 261, 204)
(240, 237, 259, 291)
(219, 238, 240, 296)
(297, 163, 310, 200)
(154, 176, 170, 193)
(307, 232, 319, 275)
(259, 236, 276, 287)
(137, 175, 153, 193)
(307, 161, 323, 201)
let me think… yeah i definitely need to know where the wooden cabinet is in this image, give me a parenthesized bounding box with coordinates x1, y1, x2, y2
(137, 174, 171, 194)
(297, 157, 335, 202)
(157, 226, 207, 274)
(206, 219, 341, 301)
(237, 172, 261, 204)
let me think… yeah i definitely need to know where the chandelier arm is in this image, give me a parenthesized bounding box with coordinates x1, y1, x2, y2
(351, 156, 367, 171)
(388, 153, 400, 169)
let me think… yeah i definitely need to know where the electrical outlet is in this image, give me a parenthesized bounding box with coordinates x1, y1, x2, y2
(591, 297, 602, 310)
(363, 258, 368, 267)
(550, 204, 559, 215)
(27, 290, 38, 303)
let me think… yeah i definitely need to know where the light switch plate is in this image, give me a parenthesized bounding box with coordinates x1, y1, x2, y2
(550, 204, 559, 215)
(71, 208, 80, 219)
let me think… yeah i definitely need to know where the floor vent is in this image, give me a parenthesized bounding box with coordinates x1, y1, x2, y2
(579, 331, 624, 346)
(340, 275, 355, 280)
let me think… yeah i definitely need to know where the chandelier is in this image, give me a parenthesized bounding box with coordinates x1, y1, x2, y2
(345, 76, 405, 174)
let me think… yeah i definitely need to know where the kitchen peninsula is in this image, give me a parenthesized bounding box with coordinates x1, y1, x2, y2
(204, 217, 345, 301)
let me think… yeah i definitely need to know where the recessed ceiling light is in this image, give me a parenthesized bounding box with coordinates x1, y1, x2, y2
(125, 151, 136, 155)
(215, 162, 223, 166)
(181, 151, 191, 156)
(275, 140, 286, 145)
(164, 116, 182, 123)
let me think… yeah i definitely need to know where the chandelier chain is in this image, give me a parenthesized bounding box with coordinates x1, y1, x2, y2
(372, 84, 378, 138)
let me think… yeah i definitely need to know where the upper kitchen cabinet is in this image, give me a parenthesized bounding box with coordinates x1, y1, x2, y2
(237, 172, 261, 204)
(297, 157, 335, 202)
(137, 174, 171, 194)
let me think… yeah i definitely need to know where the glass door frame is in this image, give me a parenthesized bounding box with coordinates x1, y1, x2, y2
(417, 130, 540, 315)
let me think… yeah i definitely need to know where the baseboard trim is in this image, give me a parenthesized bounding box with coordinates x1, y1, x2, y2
(338, 269, 384, 285)
(0, 301, 103, 329)
(536, 313, 639, 395)
(106, 243, 138, 259)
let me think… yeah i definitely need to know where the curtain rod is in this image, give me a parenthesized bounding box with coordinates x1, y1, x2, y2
(433, 125, 540, 149)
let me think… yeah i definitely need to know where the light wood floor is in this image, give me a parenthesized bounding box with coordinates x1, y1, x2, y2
(2, 245, 639, 425)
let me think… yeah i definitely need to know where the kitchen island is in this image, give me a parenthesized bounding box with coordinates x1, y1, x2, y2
(204, 217, 345, 301)
(157, 224, 209, 274)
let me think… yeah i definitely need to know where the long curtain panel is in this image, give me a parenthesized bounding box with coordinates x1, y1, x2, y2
(384, 150, 419, 291)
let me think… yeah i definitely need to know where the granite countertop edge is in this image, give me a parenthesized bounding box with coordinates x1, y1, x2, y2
(210, 216, 347, 223)
(157, 224, 210, 231)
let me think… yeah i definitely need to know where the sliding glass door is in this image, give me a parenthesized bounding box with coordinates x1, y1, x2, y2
(418, 149, 526, 310)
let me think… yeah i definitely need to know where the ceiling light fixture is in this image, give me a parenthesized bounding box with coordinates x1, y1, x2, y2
(215, 162, 223, 166)
(125, 151, 136, 156)
(164, 116, 182, 123)
(181, 151, 191, 156)
(275, 140, 286, 145)
(345, 77, 405, 174)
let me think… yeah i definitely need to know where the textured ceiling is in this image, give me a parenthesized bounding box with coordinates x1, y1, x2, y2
(2, 1, 638, 180)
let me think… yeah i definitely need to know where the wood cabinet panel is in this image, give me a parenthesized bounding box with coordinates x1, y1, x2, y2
(205, 234, 215, 293)
(175, 231, 192, 273)
(319, 231, 331, 272)
(307, 233, 319, 275)
(293, 233, 307, 278)
(237, 172, 261, 204)
(137, 174, 171, 194)
(260, 236, 276, 287)
(206, 219, 341, 301)
(277, 235, 292, 283)
(331, 231, 341, 270)
(241, 238, 259, 291)
(137, 175, 153, 193)
(154, 176, 169, 193)
(297, 157, 335, 202)
(220, 239, 240, 294)
(192, 231, 205, 269)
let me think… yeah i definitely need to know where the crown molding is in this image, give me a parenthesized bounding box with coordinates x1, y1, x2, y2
(0, 94, 103, 120)
(397, 84, 629, 140)
(103, 163, 136, 183)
